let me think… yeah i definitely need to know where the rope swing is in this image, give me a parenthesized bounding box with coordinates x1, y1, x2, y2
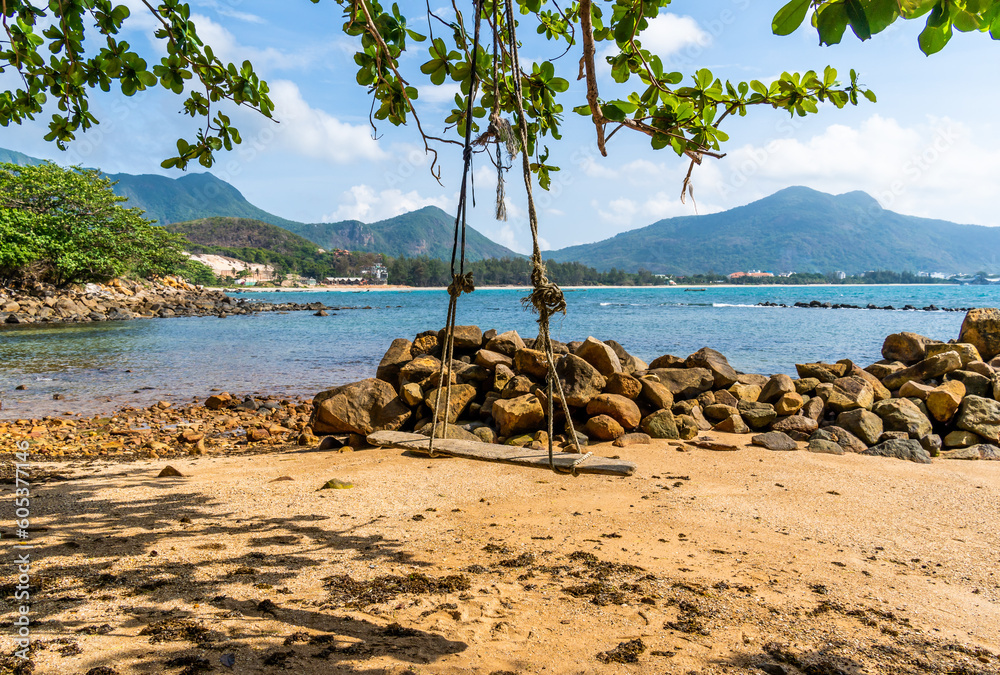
(429, 0, 583, 475)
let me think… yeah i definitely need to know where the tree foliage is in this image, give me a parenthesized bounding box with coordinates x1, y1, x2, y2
(0, 161, 186, 285)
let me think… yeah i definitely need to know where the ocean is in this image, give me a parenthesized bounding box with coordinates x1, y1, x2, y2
(3, 285, 999, 419)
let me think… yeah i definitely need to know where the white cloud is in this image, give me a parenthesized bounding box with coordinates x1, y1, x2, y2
(417, 83, 462, 105)
(323, 184, 450, 222)
(698, 114, 1000, 226)
(192, 15, 312, 71)
(637, 13, 712, 57)
(193, 0, 265, 23)
(265, 80, 385, 163)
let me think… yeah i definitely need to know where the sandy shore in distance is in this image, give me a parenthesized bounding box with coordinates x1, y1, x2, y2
(8, 431, 999, 674)
(216, 283, 952, 293)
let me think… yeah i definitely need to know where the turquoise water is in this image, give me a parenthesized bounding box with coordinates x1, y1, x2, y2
(2, 285, 999, 419)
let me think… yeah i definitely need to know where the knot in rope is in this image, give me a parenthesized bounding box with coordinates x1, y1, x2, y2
(524, 280, 566, 317)
(448, 272, 475, 298)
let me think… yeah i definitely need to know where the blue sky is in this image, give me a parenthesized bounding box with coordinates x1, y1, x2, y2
(3, 1, 998, 253)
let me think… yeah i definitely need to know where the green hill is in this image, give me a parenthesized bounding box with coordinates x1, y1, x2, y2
(164, 217, 321, 254)
(283, 206, 520, 261)
(545, 186, 1000, 275)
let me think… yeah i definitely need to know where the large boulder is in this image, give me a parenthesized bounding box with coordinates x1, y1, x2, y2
(604, 339, 646, 374)
(823, 426, 868, 453)
(881, 332, 941, 364)
(399, 354, 442, 388)
(925, 342, 982, 367)
(585, 414, 624, 441)
(954, 395, 1000, 442)
(872, 398, 933, 438)
(836, 409, 883, 446)
(575, 337, 623, 377)
(925, 380, 966, 423)
(825, 376, 875, 413)
(704, 403, 739, 422)
(514, 348, 550, 379)
(774, 392, 805, 416)
(944, 430, 981, 448)
(882, 351, 963, 391)
(771, 415, 819, 434)
(801, 396, 825, 421)
(728, 382, 762, 402)
(958, 308, 1000, 360)
(424, 384, 478, 424)
(640, 410, 680, 439)
(808, 439, 845, 455)
(638, 378, 674, 410)
(586, 394, 641, 430)
(485, 330, 526, 357)
(737, 400, 777, 429)
(863, 439, 932, 464)
(685, 347, 738, 388)
(759, 374, 795, 404)
(556, 354, 607, 407)
(314, 379, 409, 435)
(645, 367, 713, 399)
(714, 414, 750, 434)
(649, 354, 686, 369)
(944, 370, 993, 399)
(437, 325, 483, 350)
(751, 431, 797, 451)
(476, 349, 513, 371)
(841, 361, 891, 401)
(492, 394, 545, 437)
(795, 362, 846, 383)
(605, 372, 642, 400)
(376, 338, 413, 384)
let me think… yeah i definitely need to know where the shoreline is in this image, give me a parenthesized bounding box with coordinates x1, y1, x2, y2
(228, 282, 970, 292)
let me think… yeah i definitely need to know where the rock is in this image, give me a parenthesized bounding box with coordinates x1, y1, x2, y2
(823, 426, 868, 453)
(737, 400, 777, 429)
(640, 410, 680, 439)
(841, 361, 891, 402)
(954, 395, 1000, 442)
(882, 352, 963, 390)
(673, 399, 698, 416)
(177, 429, 204, 444)
(585, 414, 624, 441)
(675, 414, 699, 440)
(809, 429, 837, 443)
(774, 392, 804, 416)
(801, 396, 825, 421)
(898, 381, 935, 399)
(944, 430, 981, 448)
(882, 331, 941, 364)
(556, 354, 607, 407)
(919, 433, 942, 457)
(603, 339, 643, 373)
(689, 405, 713, 430)
(313, 379, 399, 435)
(939, 446, 986, 460)
(411, 334, 439, 357)
(836, 409, 883, 446)
(794, 378, 820, 395)
(944, 370, 992, 398)
(475, 349, 514, 371)
(437, 325, 483, 350)
(738, 373, 769, 387)
(605, 372, 642, 400)
(376, 338, 413, 383)
(247, 427, 271, 442)
(420, 423, 481, 442)
(752, 431, 797, 451)
(298, 431, 319, 446)
(492, 394, 545, 437)
(925, 380, 966, 422)
(425, 384, 477, 423)
(685, 347, 738, 388)
(575, 337, 623, 377)
(958, 308, 1000, 360)
(157, 466, 184, 478)
(314, 310, 328, 316)
(771, 415, 819, 434)
(879, 431, 910, 442)
(645, 367, 713, 399)
(759, 374, 795, 404)
(808, 439, 845, 455)
(586, 394, 641, 430)
(925, 342, 982, 366)
(872, 398, 933, 438)
(866, 362, 906, 380)
(500, 375, 534, 400)
(648, 354, 686, 369)
(613, 432, 651, 447)
(473, 426, 498, 444)
(728, 382, 761, 402)
(398, 354, 442, 388)
(714, 389, 739, 407)
(863, 439, 932, 464)
(485, 330, 526, 357)
(638, 378, 674, 411)
(690, 439, 740, 451)
(825, 376, 875, 413)
(704, 403, 739, 422)
(493, 364, 515, 391)
(514, 348, 550, 379)
(795, 362, 845, 383)
(714, 414, 750, 434)
(205, 392, 233, 410)
(401, 382, 424, 407)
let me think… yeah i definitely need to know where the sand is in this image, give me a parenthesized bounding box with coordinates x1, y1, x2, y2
(5, 432, 999, 674)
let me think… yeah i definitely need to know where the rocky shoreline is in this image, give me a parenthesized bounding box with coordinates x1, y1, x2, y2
(309, 308, 1000, 464)
(759, 300, 975, 311)
(0, 277, 332, 325)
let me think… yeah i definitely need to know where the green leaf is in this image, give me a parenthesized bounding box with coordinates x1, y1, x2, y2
(815, 3, 850, 45)
(772, 0, 811, 35)
(862, 89, 877, 103)
(845, 0, 872, 40)
(600, 103, 626, 122)
(918, 21, 953, 53)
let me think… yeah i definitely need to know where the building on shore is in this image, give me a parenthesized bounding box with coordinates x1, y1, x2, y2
(728, 270, 774, 280)
(361, 263, 389, 283)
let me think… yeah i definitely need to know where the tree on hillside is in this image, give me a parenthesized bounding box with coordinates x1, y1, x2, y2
(0, 161, 186, 285)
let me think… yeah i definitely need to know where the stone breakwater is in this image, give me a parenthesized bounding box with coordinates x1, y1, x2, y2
(308, 308, 1000, 463)
(758, 300, 974, 312)
(0, 277, 331, 325)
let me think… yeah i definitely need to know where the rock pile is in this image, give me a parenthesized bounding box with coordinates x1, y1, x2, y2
(0, 277, 328, 325)
(309, 310, 1000, 464)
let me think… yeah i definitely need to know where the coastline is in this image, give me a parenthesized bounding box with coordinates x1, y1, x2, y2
(228, 282, 966, 292)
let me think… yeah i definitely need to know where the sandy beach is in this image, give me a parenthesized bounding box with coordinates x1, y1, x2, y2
(6, 431, 999, 674)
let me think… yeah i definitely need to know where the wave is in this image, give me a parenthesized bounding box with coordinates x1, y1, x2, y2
(712, 303, 779, 308)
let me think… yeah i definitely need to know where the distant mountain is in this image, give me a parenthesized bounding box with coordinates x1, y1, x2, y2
(545, 187, 1000, 275)
(0, 147, 519, 262)
(283, 206, 520, 261)
(164, 217, 321, 255)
